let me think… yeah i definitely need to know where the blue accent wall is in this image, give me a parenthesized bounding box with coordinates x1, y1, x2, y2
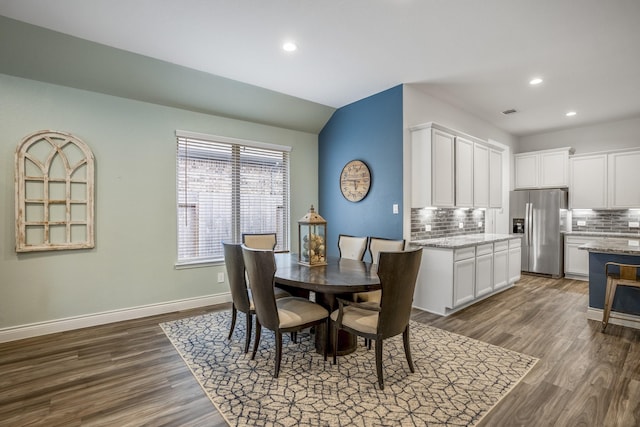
(318, 85, 403, 260)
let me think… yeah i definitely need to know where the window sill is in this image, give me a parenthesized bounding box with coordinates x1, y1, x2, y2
(175, 259, 224, 270)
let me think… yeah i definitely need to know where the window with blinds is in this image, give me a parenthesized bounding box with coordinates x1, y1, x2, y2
(176, 131, 291, 264)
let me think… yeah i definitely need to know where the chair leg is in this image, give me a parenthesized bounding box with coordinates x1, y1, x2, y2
(375, 338, 384, 390)
(274, 332, 283, 378)
(251, 322, 262, 360)
(332, 321, 338, 365)
(244, 312, 253, 354)
(602, 278, 618, 332)
(323, 319, 329, 362)
(403, 326, 415, 373)
(228, 305, 237, 340)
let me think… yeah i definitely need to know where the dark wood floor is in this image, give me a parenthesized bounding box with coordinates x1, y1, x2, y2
(1, 274, 639, 426)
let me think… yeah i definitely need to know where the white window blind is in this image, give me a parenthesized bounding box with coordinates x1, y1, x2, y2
(176, 132, 290, 264)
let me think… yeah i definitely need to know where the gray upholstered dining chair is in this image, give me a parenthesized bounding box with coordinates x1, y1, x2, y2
(331, 247, 423, 389)
(337, 234, 368, 261)
(223, 242, 290, 353)
(242, 245, 330, 378)
(354, 236, 406, 304)
(242, 233, 277, 250)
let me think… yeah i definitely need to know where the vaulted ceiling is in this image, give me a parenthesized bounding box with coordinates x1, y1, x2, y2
(1, 0, 640, 135)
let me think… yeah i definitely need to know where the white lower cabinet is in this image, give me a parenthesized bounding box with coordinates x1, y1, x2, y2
(414, 238, 520, 316)
(493, 241, 509, 290)
(565, 235, 602, 280)
(475, 244, 494, 297)
(508, 239, 522, 284)
(453, 247, 476, 307)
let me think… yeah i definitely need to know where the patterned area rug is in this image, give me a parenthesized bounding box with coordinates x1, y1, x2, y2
(160, 311, 537, 426)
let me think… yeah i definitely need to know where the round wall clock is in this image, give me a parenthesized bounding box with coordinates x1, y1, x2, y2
(340, 159, 371, 202)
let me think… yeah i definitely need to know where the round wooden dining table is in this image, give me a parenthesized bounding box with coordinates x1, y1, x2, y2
(274, 253, 380, 355)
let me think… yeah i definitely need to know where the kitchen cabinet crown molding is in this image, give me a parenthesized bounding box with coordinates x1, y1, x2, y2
(514, 146, 575, 156)
(408, 122, 503, 152)
(569, 146, 640, 158)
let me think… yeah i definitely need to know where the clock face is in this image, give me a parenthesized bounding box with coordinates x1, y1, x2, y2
(340, 160, 371, 202)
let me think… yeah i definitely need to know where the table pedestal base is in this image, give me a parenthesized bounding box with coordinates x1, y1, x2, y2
(315, 292, 358, 356)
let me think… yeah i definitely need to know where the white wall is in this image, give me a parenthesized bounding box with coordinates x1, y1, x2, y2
(402, 85, 518, 236)
(0, 74, 318, 338)
(518, 116, 640, 155)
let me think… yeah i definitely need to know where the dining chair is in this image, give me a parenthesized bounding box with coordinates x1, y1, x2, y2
(337, 234, 368, 261)
(242, 233, 277, 250)
(354, 237, 406, 305)
(602, 262, 640, 331)
(331, 247, 423, 389)
(242, 245, 330, 378)
(223, 242, 290, 353)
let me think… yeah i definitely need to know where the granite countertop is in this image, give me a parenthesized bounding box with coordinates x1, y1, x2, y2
(565, 231, 640, 238)
(411, 233, 521, 249)
(579, 237, 640, 255)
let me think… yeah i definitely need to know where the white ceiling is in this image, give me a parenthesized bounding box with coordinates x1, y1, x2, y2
(1, 0, 640, 136)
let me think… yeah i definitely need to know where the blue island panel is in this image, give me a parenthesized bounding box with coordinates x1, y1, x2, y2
(589, 252, 640, 314)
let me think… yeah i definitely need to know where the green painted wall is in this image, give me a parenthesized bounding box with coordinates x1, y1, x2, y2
(0, 74, 318, 330)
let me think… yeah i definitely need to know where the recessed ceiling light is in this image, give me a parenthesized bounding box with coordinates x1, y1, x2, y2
(529, 77, 543, 85)
(282, 42, 297, 52)
(566, 111, 577, 117)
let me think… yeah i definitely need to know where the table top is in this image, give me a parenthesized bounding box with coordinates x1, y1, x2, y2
(274, 253, 380, 294)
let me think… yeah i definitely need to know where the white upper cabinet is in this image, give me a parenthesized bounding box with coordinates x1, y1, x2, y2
(540, 150, 570, 187)
(473, 142, 490, 208)
(514, 153, 538, 189)
(432, 130, 456, 207)
(608, 150, 640, 208)
(569, 149, 640, 209)
(489, 148, 503, 208)
(514, 148, 572, 189)
(410, 122, 503, 208)
(569, 154, 607, 209)
(410, 125, 455, 208)
(455, 136, 474, 207)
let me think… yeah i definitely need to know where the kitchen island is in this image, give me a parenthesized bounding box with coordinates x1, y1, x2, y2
(411, 234, 522, 316)
(579, 237, 640, 329)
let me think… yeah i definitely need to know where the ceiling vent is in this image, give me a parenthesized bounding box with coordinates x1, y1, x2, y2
(502, 108, 518, 115)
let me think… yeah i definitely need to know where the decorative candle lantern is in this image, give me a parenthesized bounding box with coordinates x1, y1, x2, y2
(298, 205, 327, 267)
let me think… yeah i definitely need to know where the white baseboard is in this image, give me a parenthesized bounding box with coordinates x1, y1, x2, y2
(0, 293, 232, 343)
(587, 307, 640, 330)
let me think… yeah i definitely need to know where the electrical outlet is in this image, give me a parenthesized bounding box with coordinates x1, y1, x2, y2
(629, 221, 639, 228)
(425, 224, 432, 231)
(217, 272, 225, 283)
(392, 204, 399, 214)
(478, 221, 483, 227)
(577, 220, 586, 226)
(458, 222, 464, 229)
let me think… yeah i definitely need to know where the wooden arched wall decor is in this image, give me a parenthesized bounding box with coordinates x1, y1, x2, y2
(15, 130, 95, 252)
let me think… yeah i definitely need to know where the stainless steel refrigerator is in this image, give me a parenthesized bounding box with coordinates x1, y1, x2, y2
(509, 188, 568, 278)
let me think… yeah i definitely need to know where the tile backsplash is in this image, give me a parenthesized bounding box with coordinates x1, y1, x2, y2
(411, 208, 485, 240)
(571, 209, 640, 235)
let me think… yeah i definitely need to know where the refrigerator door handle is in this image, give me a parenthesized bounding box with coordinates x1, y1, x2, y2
(524, 202, 529, 246)
(528, 202, 534, 244)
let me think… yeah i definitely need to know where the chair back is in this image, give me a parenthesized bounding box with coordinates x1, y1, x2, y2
(377, 248, 423, 338)
(241, 245, 280, 331)
(368, 237, 405, 264)
(243, 233, 277, 250)
(338, 234, 368, 260)
(223, 242, 251, 314)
